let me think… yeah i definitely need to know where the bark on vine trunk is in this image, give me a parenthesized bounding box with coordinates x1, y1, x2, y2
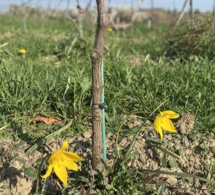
(91, 0, 107, 170)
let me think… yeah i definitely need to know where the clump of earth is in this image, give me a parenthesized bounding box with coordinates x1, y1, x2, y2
(0, 113, 214, 194)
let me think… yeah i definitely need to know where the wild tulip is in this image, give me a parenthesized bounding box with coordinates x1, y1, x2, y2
(154, 110, 179, 140)
(41, 141, 83, 186)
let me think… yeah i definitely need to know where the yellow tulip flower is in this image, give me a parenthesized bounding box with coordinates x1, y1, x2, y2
(154, 110, 179, 140)
(107, 27, 113, 32)
(19, 49, 27, 54)
(41, 140, 83, 186)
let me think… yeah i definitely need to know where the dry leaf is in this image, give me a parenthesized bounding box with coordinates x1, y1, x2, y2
(35, 116, 60, 125)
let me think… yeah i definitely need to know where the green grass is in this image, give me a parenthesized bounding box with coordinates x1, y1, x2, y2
(0, 13, 215, 193)
(0, 14, 215, 139)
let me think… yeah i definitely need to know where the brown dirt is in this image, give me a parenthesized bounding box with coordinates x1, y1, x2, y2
(0, 112, 214, 194)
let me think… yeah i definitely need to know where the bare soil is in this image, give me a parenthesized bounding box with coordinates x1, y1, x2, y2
(0, 113, 214, 194)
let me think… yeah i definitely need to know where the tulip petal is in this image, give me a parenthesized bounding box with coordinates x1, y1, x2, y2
(41, 164, 53, 178)
(63, 151, 84, 162)
(61, 141, 69, 150)
(161, 118, 177, 133)
(161, 110, 179, 119)
(62, 159, 79, 171)
(54, 164, 68, 186)
(154, 116, 164, 140)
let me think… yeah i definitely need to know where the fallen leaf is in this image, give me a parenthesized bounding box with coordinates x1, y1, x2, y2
(35, 116, 60, 125)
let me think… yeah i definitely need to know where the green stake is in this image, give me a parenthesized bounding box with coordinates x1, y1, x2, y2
(101, 60, 107, 160)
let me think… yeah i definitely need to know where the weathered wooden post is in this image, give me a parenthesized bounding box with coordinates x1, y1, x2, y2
(189, 0, 193, 20)
(91, 0, 107, 170)
(212, 0, 215, 29)
(175, 0, 189, 26)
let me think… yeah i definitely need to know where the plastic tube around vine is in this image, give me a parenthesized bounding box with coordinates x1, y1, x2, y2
(101, 60, 107, 160)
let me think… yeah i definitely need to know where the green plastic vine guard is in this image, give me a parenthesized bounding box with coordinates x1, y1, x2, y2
(101, 60, 107, 160)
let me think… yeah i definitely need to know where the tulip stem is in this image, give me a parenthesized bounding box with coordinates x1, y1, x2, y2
(35, 155, 50, 195)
